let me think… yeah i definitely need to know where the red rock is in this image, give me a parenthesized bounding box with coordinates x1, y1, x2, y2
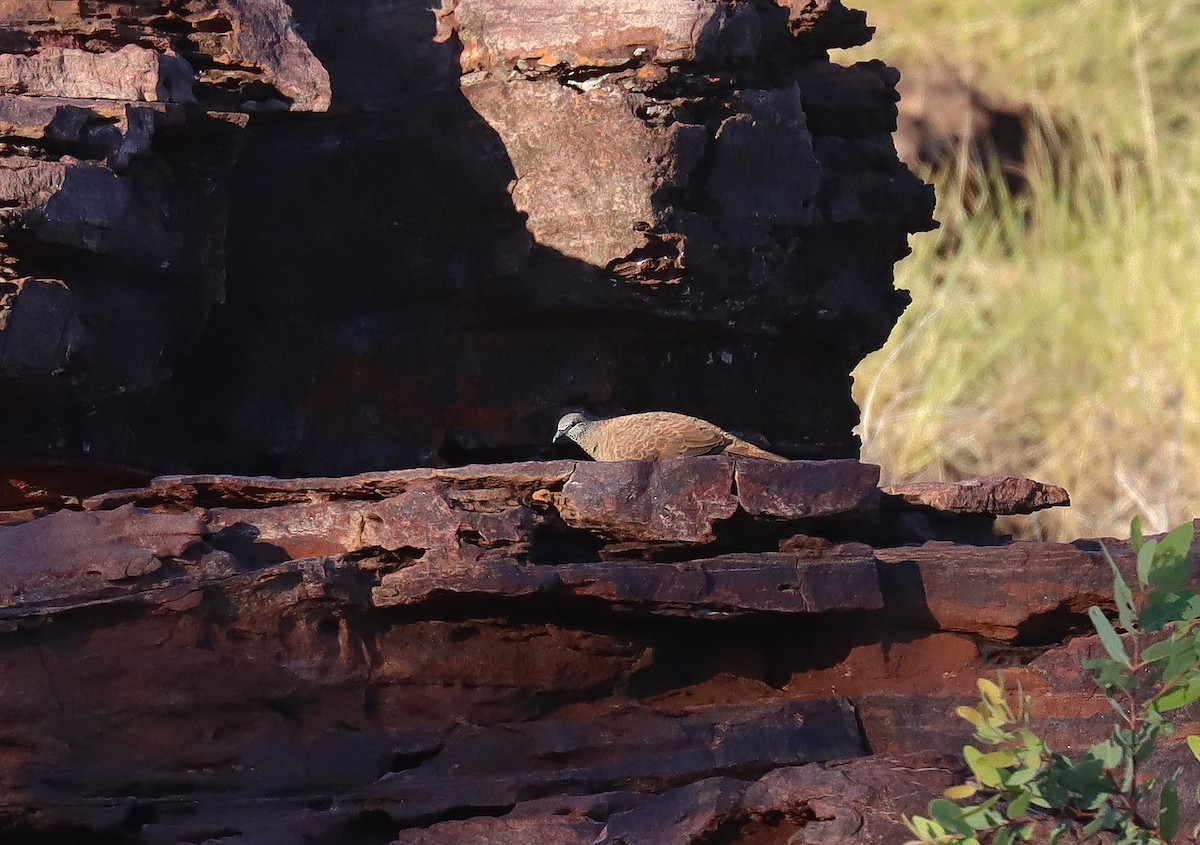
(882, 474, 1070, 514)
(0, 457, 152, 512)
(0, 505, 204, 607)
(0, 0, 1161, 839)
(554, 457, 738, 543)
(736, 458, 880, 520)
(83, 461, 579, 510)
(0, 44, 196, 102)
(0, 468, 1192, 840)
(126, 0, 934, 475)
(875, 540, 1113, 640)
(376, 550, 883, 616)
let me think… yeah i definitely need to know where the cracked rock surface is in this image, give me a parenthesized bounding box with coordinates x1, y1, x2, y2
(0, 456, 1168, 844)
(0, 0, 330, 460)
(0, 0, 935, 477)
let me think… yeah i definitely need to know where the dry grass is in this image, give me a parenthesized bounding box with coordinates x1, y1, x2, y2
(839, 0, 1200, 540)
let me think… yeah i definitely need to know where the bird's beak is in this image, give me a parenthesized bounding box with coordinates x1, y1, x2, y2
(552, 430, 567, 443)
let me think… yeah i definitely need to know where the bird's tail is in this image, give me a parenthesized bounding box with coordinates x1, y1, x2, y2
(725, 438, 789, 462)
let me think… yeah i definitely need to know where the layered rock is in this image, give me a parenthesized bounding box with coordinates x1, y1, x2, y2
(0, 0, 330, 460)
(127, 0, 936, 474)
(0, 456, 1168, 844)
(0, 0, 935, 474)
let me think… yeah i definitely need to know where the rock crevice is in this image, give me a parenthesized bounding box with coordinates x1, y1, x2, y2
(0, 459, 1150, 845)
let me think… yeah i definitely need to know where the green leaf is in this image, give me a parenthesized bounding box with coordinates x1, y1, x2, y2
(1160, 779, 1180, 841)
(1179, 591, 1200, 621)
(1088, 739, 1123, 768)
(993, 829, 1014, 845)
(1154, 521, 1195, 590)
(964, 809, 999, 832)
(1141, 638, 1177, 663)
(1138, 538, 1159, 588)
(944, 784, 977, 800)
(1161, 639, 1200, 685)
(1082, 806, 1118, 838)
(977, 678, 1005, 706)
(1089, 606, 1131, 667)
(1029, 776, 1070, 810)
(1103, 545, 1138, 632)
(964, 745, 1003, 788)
(1059, 757, 1106, 792)
(1006, 789, 1033, 820)
(975, 723, 1009, 745)
(969, 766, 1002, 789)
(976, 698, 999, 725)
(1154, 679, 1200, 713)
(1187, 734, 1200, 763)
(1143, 591, 1189, 632)
(929, 798, 974, 837)
(975, 750, 1019, 769)
(956, 706, 984, 726)
(1132, 741, 1157, 765)
(906, 814, 944, 841)
(1131, 516, 1144, 553)
(1006, 766, 1038, 786)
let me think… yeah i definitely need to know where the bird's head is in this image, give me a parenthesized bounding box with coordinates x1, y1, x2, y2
(553, 412, 590, 444)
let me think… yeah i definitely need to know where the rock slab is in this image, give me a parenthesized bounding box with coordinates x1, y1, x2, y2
(0, 458, 1183, 844)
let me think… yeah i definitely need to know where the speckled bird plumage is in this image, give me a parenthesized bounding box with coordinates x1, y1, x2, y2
(553, 411, 787, 462)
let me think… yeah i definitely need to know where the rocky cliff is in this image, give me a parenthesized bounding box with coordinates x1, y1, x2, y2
(0, 457, 1178, 845)
(0, 2, 1118, 843)
(0, 0, 934, 475)
(0, 0, 330, 463)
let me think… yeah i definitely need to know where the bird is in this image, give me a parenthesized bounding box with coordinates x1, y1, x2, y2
(552, 411, 788, 462)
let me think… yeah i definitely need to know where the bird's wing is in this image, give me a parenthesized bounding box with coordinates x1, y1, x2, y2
(632, 412, 730, 458)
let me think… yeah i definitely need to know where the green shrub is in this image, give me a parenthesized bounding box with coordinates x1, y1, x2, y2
(905, 519, 1200, 844)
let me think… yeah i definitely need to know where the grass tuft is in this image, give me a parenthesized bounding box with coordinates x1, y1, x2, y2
(842, 0, 1200, 540)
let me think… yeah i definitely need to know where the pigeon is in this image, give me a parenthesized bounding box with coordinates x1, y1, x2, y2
(553, 411, 787, 462)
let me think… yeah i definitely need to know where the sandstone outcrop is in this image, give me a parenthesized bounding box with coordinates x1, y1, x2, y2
(0, 0, 331, 462)
(0, 3, 1117, 843)
(0, 0, 936, 475)
(0, 456, 1170, 844)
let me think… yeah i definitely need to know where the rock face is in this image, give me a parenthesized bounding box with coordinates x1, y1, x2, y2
(0, 0, 331, 461)
(0, 456, 1168, 844)
(0, 0, 935, 475)
(0, 4, 1134, 843)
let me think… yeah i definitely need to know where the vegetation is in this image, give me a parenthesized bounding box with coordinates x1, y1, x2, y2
(841, 1, 1200, 541)
(904, 518, 1200, 844)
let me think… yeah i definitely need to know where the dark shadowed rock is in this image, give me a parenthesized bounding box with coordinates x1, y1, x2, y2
(0, 461, 1185, 843)
(389, 753, 957, 845)
(123, 0, 933, 475)
(375, 551, 884, 616)
(0, 457, 152, 513)
(0, 0, 330, 461)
